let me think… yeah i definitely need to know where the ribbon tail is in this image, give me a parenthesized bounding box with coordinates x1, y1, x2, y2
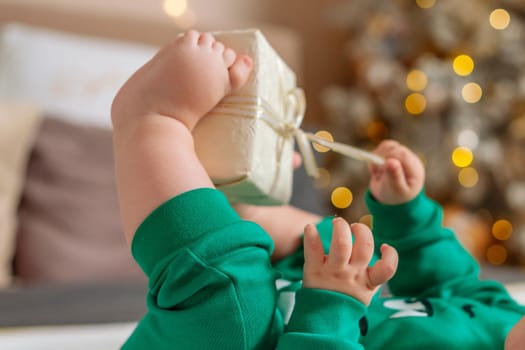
(306, 133, 385, 165)
(295, 130, 320, 178)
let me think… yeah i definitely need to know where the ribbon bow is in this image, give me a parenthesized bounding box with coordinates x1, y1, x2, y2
(212, 88, 384, 179)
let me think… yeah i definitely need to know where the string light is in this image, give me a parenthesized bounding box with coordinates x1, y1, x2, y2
(452, 146, 473, 167)
(367, 120, 388, 141)
(486, 244, 508, 265)
(462, 82, 483, 103)
(331, 187, 353, 209)
(359, 214, 373, 228)
(405, 93, 427, 115)
(416, 0, 436, 9)
(313, 130, 334, 153)
(489, 9, 511, 30)
(453, 55, 474, 76)
(492, 219, 513, 240)
(406, 70, 428, 91)
(458, 167, 479, 187)
(457, 129, 479, 149)
(163, 0, 188, 17)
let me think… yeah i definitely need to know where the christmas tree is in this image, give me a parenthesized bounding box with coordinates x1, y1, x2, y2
(317, 0, 525, 266)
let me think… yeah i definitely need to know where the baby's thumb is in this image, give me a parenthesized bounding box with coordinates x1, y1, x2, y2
(368, 244, 398, 287)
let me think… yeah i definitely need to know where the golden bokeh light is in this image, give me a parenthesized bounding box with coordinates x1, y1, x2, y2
(367, 120, 388, 141)
(486, 244, 508, 265)
(163, 0, 187, 16)
(416, 0, 436, 9)
(453, 55, 474, 76)
(489, 9, 511, 30)
(405, 93, 427, 115)
(359, 214, 373, 228)
(312, 130, 334, 153)
(462, 82, 483, 103)
(406, 70, 428, 91)
(452, 147, 474, 168)
(331, 187, 353, 209)
(313, 168, 331, 189)
(458, 167, 479, 188)
(492, 219, 513, 241)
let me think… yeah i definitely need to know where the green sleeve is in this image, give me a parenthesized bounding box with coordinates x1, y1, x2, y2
(276, 288, 366, 349)
(365, 190, 480, 297)
(122, 188, 282, 350)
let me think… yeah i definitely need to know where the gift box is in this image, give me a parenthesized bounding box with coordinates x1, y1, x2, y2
(193, 29, 306, 205)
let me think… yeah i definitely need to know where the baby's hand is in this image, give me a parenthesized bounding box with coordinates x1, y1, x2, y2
(303, 218, 398, 306)
(368, 140, 425, 205)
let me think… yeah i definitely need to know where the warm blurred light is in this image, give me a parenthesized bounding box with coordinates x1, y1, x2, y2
(331, 187, 353, 209)
(172, 8, 196, 29)
(359, 214, 373, 228)
(405, 93, 427, 115)
(416, 0, 436, 9)
(490, 9, 511, 30)
(458, 167, 479, 188)
(313, 168, 331, 189)
(492, 219, 513, 240)
(163, 0, 187, 17)
(452, 146, 474, 167)
(509, 115, 525, 141)
(462, 82, 483, 103)
(313, 130, 334, 153)
(458, 129, 479, 149)
(486, 244, 508, 265)
(406, 70, 428, 91)
(367, 120, 388, 141)
(453, 55, 474, 76)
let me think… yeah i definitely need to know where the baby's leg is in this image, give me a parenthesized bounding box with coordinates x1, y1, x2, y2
(111, 31, 253, 240)
(506, 315, 525, 350)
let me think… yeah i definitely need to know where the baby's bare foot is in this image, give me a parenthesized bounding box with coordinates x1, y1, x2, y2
(112, 30, 253, 130)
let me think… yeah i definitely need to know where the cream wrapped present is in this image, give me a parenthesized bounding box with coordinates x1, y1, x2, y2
(193, 29, 305, 205)
(193, 29, 384, 205)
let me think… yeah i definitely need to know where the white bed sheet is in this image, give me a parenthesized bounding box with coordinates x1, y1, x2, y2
(0, 322, 136, 350)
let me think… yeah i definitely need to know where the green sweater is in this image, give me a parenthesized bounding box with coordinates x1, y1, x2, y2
(122, 188, 524, 349)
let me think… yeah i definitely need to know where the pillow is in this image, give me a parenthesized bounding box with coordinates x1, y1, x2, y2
(0, 102, 41, 287)
(0, 23, 157, 129)
(14, 117, 145, 283)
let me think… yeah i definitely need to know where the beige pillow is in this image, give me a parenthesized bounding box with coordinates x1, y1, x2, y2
(0, 103, 41, 287)
(14, 117, 145, 283)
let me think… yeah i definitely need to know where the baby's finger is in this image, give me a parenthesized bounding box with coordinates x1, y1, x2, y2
(367, 244, 398, 287)
(349, 223, 375, 268)
(303, 224, 325, 265)
(385, 158, 410, 192)
(327, 218, 353, 267)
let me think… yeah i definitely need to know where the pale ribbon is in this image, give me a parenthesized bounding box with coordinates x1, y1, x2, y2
(210, 88, 384, 179)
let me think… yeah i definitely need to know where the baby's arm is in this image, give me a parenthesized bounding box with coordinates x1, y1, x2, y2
(366, 140, 474, 295)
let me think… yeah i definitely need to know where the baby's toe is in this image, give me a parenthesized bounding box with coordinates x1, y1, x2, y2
(228, 55, 253, 90)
